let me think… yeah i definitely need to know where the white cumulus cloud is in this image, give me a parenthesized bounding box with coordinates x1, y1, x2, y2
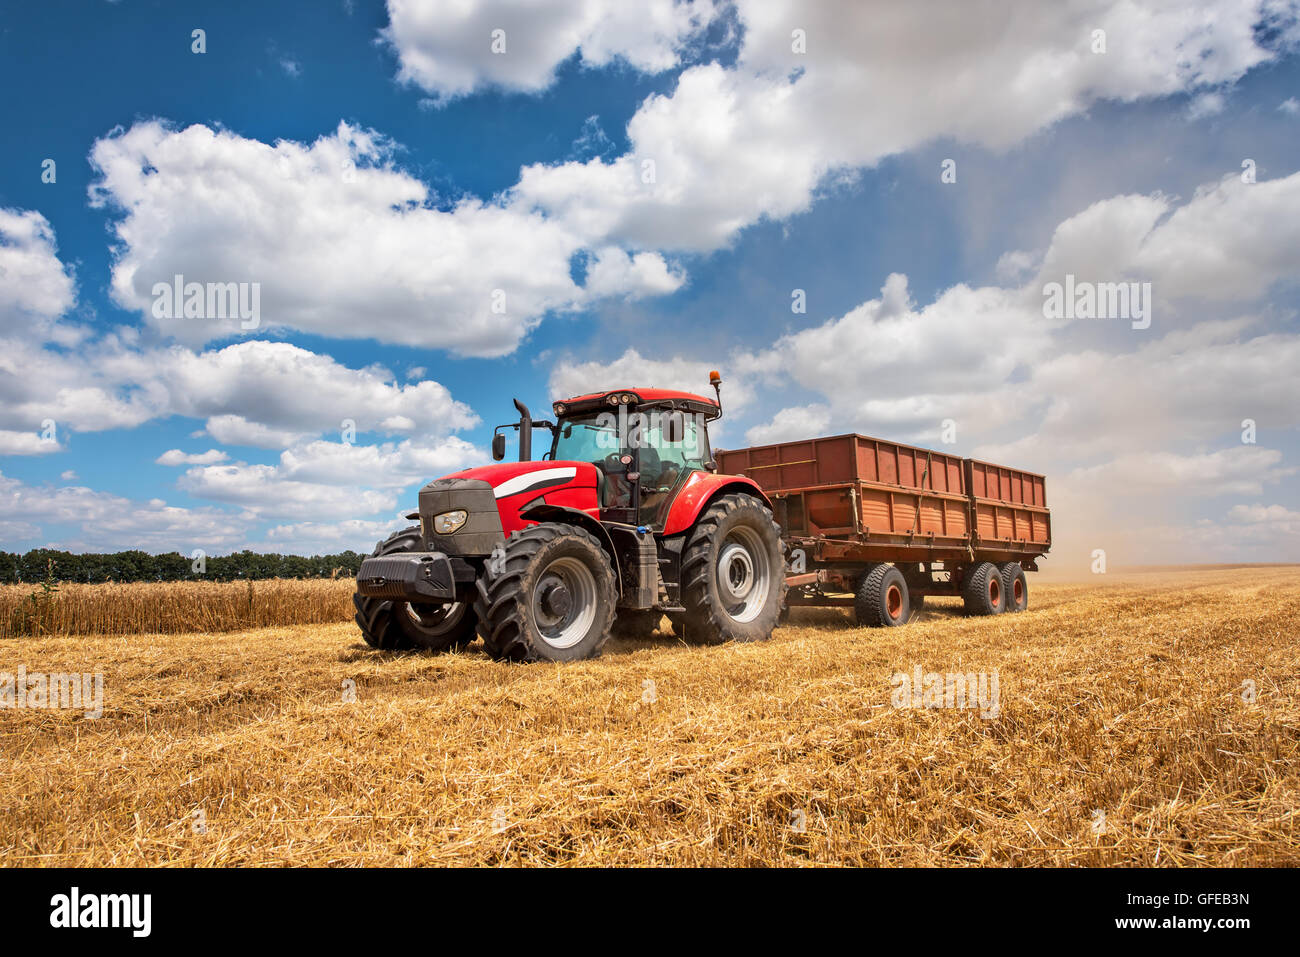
(382, 0, 717, 102)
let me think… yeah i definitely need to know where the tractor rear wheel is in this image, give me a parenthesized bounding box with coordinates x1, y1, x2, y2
(679, 493, 786, 645)
(961, 561, 1006, 616)
(475, 524, 617, 662)
(855, 563, 911, 627)
(353, 526, 479, 651)
(1000, 562, 1028, 612)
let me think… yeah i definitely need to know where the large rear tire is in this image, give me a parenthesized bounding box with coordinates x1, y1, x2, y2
(855, 563, 912, 627)
(961, 561, 1006, 616)
(353, 526, 479, 651)
(475, 525, 617, 662)
(679, 493, 786, 645)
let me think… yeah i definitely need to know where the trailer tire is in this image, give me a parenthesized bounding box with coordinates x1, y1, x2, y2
(855, 563, 912, 627)
(1000, 562, 1028, 612)
(353, 526, 479, 651)
(679, 493, 786, 645)
(962, 561, 1005, 616)
(475, 524, 617, 662)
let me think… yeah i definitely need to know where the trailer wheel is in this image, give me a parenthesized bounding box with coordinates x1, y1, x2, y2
(679, 493, 786, 645)
(353, 526, 479, 651)
(475, 524, 617, 662)
(855, 563, 912, 627)
(1000, 562, 1028, 612)
(612, 609, 663, 639)
(961, 561, 1006, 616)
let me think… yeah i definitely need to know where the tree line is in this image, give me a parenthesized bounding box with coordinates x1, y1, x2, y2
(0, 549, 365, 584)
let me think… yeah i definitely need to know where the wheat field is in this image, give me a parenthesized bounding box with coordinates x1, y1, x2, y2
(1, 579, 355, 638)
(1, 565, 1297, 866)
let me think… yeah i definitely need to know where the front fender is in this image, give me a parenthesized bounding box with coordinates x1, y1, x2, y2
(519, 502, 622, 594)
(661, 471, 773, 537)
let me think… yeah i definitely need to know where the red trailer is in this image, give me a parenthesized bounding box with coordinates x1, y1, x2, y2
(715, 434, 1051, 626)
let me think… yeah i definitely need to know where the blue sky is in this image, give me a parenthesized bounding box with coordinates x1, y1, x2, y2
(1, 0, 1298, 567)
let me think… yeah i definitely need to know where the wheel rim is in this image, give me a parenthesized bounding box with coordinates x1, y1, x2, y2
(886, 583, 903, 620)
(531, 556, 598, 649)
(716, 525, 771, 624)
(404, 601, 466, 638)
(988, 577, 1000, 607)
(1013, 578, 1024, 607)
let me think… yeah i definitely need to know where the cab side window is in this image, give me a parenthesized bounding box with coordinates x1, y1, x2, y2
(638, 412, 709, 524)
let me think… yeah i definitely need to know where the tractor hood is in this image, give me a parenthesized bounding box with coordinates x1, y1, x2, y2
(414, 461, 603, 552)
(444, 460, 600, 501)
(437, 460, 604, 536)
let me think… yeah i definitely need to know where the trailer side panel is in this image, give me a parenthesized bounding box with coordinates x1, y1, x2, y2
(717, 433, 1050, 562)
(965, 459, 1051, 552)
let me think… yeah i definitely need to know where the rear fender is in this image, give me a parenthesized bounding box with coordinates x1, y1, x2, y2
(662, 472, 774, 537)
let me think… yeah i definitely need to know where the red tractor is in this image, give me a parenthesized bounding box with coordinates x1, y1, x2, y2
(353, 374, 787, 661)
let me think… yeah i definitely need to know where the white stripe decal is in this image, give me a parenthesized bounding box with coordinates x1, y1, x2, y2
(492, 467, 578, 499)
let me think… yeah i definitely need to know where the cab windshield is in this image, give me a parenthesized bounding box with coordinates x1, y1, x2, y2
(551, 414, 620, 463)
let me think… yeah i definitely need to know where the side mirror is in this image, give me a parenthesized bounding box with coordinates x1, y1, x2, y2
(492, 433, 506, 461)
(663, 411, 686, 444)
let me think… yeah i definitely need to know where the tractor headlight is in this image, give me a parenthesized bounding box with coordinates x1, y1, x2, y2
(432, 509, 468, 534)
(607, 394, 619, 406)
(620, 393, 634, 404)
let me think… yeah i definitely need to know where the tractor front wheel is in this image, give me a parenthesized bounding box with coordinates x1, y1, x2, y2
(679, 493, 786, 645)
(475, 524, 617, 662)
(353, 526, 479, 651)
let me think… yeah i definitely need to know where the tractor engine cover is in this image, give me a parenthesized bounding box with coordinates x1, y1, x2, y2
(438, 461, 603, 537)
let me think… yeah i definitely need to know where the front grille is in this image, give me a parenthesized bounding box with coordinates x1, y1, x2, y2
(417, 478, 503, 556)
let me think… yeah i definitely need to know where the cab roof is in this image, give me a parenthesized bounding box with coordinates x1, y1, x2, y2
(554, 387, 719, 415)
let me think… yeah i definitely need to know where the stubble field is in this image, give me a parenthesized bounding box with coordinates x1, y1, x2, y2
(1, 565, 1296, 866)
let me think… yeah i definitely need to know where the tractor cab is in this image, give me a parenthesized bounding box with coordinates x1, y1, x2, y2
(544, 387, 720, 528)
